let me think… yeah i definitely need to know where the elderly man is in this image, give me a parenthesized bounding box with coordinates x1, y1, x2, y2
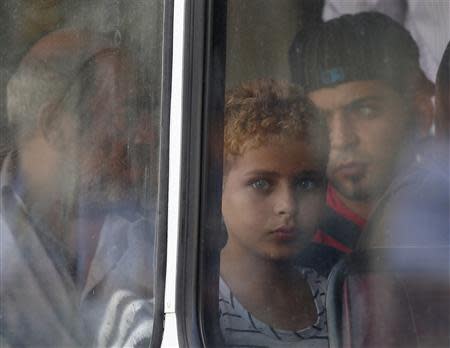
(290, 12, 448, 273)
(0, 30, 155, 346)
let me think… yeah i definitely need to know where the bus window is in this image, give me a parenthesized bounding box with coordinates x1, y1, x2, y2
(190, 1, 450, 347)
(0, 1, 166, 346)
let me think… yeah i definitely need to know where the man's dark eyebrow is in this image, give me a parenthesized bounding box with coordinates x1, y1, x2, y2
(344, 95, 385, 111)
(317, 95, 386, 116)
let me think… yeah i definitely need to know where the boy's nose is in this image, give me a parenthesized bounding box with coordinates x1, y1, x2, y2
(273, 185, 296, 216)
(328, 111, 359, 150)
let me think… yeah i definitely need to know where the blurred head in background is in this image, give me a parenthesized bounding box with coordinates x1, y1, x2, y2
(7, 30, 155, 229)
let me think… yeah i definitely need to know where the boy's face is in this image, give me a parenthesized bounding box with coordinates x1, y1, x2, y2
(309, 80, 414, 203)
(222, 138, 326, 261)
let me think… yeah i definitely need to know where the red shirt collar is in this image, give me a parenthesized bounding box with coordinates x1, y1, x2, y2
(327, 185, 366, 229)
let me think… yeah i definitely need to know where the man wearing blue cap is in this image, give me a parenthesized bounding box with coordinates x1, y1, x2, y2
(289, 12, 444, 273)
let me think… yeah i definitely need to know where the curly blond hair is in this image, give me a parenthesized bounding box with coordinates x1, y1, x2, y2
(224, 79, 327, 165)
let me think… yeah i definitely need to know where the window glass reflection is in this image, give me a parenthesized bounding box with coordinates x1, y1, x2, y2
(0, 1, 162, 346)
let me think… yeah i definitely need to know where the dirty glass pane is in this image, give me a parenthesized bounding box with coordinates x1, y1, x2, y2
(215, 1, 450, 347)
(0, 1, 162, 346)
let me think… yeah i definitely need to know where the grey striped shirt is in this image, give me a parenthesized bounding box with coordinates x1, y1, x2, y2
(219, 267, 328, 348)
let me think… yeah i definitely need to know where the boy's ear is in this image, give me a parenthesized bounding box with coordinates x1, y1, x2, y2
(219, 215, 228, 249)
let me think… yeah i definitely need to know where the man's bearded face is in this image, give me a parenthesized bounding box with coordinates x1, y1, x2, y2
(308, 80, 414, 202)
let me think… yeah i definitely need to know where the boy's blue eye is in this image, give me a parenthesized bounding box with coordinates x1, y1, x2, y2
(295, 178, 318, 191)
(251, 179, 271, 191)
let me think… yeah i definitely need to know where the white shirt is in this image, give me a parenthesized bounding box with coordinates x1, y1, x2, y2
(0, 154, 155, 347)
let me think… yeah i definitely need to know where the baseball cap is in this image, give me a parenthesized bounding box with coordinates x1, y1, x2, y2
(289, 12, 422, 93)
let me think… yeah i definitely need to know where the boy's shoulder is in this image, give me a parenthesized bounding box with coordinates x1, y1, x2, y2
(218, 270, 328, 347)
